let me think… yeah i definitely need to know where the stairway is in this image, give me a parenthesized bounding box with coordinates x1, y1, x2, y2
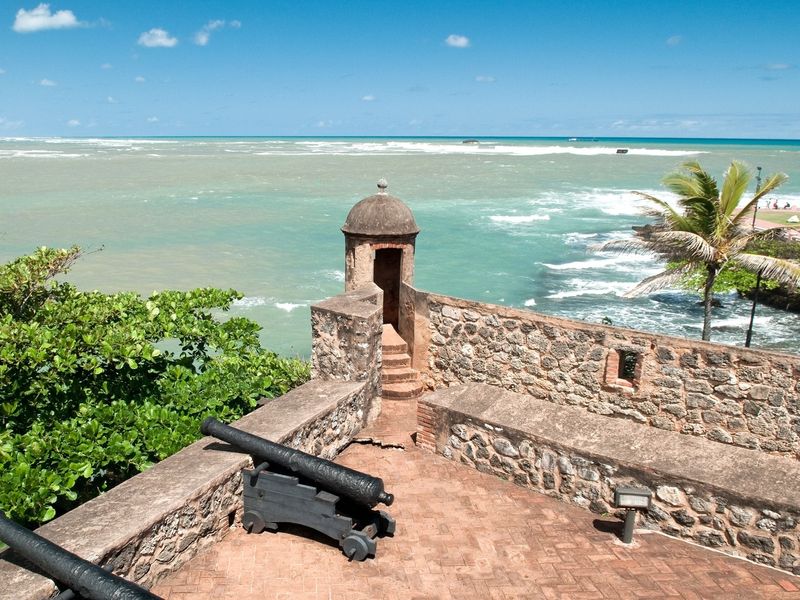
(381, 324, 424, 400)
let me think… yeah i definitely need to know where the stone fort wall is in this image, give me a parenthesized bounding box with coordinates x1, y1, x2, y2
(407, 286, 800, 459)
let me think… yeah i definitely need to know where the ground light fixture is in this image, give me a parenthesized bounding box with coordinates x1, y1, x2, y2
(614, 486, 653, 543)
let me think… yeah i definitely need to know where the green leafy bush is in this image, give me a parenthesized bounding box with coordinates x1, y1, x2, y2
(0, 247, 310, 527)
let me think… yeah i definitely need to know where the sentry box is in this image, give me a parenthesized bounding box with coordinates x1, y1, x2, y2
(614, 486, 653, 544)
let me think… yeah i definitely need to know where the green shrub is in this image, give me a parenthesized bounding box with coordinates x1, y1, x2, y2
(0, 247, 310, 527)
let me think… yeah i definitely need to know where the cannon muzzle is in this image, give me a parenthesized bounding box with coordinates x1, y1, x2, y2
(0, 511, 161, 600)
(201, 418, 394, 507)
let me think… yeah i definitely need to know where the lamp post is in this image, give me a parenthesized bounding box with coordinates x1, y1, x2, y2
(614, 486, 652, 544)
(745, 166, 763, 348)
(751, 166, 763, 229)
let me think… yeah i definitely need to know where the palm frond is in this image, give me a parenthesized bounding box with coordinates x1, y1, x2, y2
(734, 254, 800, 286)
(622, 264, 695, 298)
(678, 161, 719, 199)
(719, 161, 750, 218)
(633, 191, 693, 231)
(752, 172, 790, 205)
(648, 230, 718, 262)
(663, 172, 704, 200)
(590, 237, 652, 255)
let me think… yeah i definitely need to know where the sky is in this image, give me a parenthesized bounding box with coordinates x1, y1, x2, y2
(1, 1, 799, 138)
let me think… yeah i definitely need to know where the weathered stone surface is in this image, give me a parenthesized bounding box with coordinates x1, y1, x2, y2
(737, 531, 775, 553)
(451, 424, 469, 441)
(671, 509, 696, 527)
(689, 496, 711, 514)
(729, 506, 754, 527)
(492, 437, 519, 457)
(557, 456, 575, 475)
(697, 530, 726, 547)
(423, 293, 800, 458)
(656, 486, 684, 507)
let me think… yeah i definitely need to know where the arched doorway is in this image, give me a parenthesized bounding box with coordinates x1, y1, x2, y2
(373, 248, 402, 329)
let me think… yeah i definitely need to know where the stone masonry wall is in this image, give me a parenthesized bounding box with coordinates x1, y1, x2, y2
(312, 283, 383, 407)
(111, 384, 371, 587)
(416, 291, 800, 458)
(1, 380, 371, 600)
(418, 399, 800, 574)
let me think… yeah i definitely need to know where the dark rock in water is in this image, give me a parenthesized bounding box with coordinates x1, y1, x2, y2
(744, 285, 800, 313)
(462, 139, 479, 144)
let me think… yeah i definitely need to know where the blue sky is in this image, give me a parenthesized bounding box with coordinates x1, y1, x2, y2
(1, 1, 799, 138)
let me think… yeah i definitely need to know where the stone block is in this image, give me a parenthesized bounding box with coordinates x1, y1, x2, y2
(729, 506, 753, 527)
(656, 485, 683, 507)
(492, 437, 519, 457)
(737, 531, 775, 553)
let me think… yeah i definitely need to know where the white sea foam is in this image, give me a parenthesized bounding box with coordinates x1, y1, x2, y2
(523, 298, 536, 306)
(545, 279, 632, 299)
(320, 269, 345, 282)
(686, 315, 772, 330)
(275, 302, 307, 312)
(489, 214, 550, 224)
(231, 139, 710, 157)
(232, 296, 267, 309)
(541, 254, 653, 271)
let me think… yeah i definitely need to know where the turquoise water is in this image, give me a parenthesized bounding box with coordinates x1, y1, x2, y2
(1, 136, 799, 356)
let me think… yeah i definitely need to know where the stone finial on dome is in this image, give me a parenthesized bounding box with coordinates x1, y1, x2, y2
(377, 178, 388, 193)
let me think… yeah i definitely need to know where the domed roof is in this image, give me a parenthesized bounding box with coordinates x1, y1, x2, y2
(341, 179, 419, 237)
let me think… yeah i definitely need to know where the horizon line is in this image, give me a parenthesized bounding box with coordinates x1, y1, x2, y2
(3, 134, 800, 143)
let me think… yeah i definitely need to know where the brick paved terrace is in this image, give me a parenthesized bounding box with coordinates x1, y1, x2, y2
(151, 399, 800, 600)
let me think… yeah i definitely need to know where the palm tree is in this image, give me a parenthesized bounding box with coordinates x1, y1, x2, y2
(598, 161, 800, 341)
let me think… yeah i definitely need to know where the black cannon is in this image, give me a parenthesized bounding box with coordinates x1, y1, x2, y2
(201, 418, 396, 561)
(0, 511, 161, 600)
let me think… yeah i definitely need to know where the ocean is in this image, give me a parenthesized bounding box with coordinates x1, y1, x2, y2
(1, 136, 799, 357)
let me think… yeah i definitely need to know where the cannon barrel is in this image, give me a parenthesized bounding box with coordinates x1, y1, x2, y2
(201, 418, 394, 508)
(0, 511, 161, 600)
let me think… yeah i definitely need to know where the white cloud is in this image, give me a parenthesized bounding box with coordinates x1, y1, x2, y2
(445, 34, 470, 48)
(39, 78, 57, 86)
(0, 117, 24, 130)
(100, 63, 112, 70)
(193, 19, 240, 45)
(475, 75, 495, 83)
(107, 96, 117, 103)
(146, 116, 159, 122)
(0, 68, 5, 75)
(361, 94, 376, 102)
(134, 75, 146, 83)
(765, 63, 791, 71)
(194, 19, 225, 46)
(138, 28, 177, 48)
(13, 3, 81, 33)
(666, 35, 682, 46)
(66, 119, 80, 127)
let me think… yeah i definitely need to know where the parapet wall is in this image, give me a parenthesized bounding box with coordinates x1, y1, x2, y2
(311, 283, 383, 410)
(410, 287, 800, 459)
(418, 383, 800, 574)
(0, 380, 371, 600)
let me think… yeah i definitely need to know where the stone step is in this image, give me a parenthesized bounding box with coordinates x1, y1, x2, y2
(382, 367, 420, 384)
(382, 324, 408, 355)
(383, 353, 411, 368)
(382, 380, 425, 400)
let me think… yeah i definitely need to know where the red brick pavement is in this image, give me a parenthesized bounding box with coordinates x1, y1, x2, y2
(152, 399, 800, 600)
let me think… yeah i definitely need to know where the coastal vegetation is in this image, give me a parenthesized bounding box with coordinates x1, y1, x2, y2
(0, 246, 310, 528)
(599, 161, 800, 341)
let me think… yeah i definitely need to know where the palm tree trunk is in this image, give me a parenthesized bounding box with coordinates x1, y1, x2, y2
(701, 264, 717, 341)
